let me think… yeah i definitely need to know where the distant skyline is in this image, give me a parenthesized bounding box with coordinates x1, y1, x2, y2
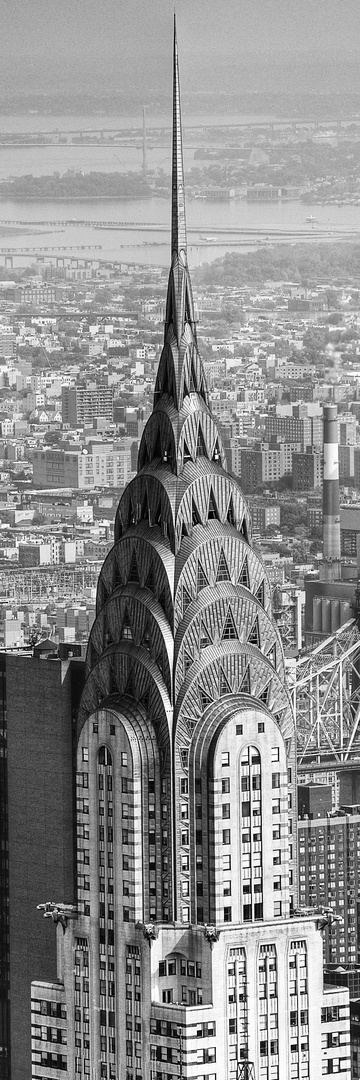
(1, 0, 360, 99)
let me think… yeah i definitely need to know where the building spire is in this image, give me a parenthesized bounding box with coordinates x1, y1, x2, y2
(171, 13, 187, 260)
(156, 14, 204, 406)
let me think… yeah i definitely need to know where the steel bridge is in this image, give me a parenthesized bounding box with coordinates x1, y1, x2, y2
(0, 562, 102, 604)
(292, 619, 360, 777)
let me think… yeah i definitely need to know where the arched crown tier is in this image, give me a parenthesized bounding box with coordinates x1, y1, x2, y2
(78, 15, 291, 804)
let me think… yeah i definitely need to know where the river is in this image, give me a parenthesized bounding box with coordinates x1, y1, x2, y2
(0, 111, 360, 269)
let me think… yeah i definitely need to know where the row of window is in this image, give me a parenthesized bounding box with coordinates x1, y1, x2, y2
(32, 1000, 66, 1019)
(159, 959, 202, 978)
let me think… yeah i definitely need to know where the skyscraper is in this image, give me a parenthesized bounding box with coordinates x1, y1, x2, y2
(31, 21, 351, 1080)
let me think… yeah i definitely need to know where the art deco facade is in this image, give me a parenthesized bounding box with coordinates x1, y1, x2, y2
(31, 22, 351, 1080)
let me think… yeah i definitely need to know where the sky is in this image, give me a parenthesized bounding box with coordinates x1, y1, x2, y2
(1, 0, 360, 99)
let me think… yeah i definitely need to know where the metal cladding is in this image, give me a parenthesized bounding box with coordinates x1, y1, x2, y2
(78, 16, 294, 918)
(323, 404, 341, 561)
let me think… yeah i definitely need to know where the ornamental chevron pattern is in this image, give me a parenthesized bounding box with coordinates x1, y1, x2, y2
(32, 24, 351, 1080)
(78, 17, 295, 925)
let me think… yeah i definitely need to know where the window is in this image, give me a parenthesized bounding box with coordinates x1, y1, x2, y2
(224, 906, 232, 922)
(222, 803, 230, 819)
(229, 1018, 237, 1034)
(236, 724, 243, 735)
(258, 722, 265, 733)
(121, 752, 128, 767)
(162, 990, 173, 1003)
(168, 960, 176, 976)
(223, 830, 231, 845)
(223, 855, 231, 870)
(271, 748, 279, 762)
(222, 778, 230, 793)
(272, 773, 280, 789)
(224, 881, 231, 896)
(222, 752, 230, 767)
(82, 747, 89, 762)
(180, 778, 188, 794)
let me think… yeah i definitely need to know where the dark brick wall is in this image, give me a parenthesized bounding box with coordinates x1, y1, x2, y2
(6, 655, 78, 1080)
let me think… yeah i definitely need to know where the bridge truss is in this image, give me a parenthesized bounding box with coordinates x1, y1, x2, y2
(292, 619, 360, 773)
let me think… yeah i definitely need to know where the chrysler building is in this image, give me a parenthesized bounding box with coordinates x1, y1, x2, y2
(31, 19, 351, 1080)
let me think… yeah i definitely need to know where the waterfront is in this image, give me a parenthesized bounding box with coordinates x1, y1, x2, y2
(0, 196, 360, 268)
(1, 110, 360, 268)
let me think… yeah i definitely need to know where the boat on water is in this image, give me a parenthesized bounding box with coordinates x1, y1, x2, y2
(305, 214, 318, 223)
(200, 234, 219, 242)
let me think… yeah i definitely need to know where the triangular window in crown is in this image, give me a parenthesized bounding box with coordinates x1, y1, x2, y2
(129, 494, 136, 526)
(142, 621, 151, 649)
(100, 579, 109, 603)
(181, 521, 189, 540)
(196, 423, 207, 458)
(227, 495, 236, 527)
(184, 650, 193, 675)
(248, 617, 260, 647)
(199, 686, 213, 711)
(238, 556, 250, 589)
(200, 621, 212, 648)
(240, 666, 251, 695)
(240, 516, 249, 543)
(267, 643, 276, 667)
(152, 427, 162, 461)
(158, 588, 167, 618)
(157, 653, 164, 678)
(183, 373, 190, 400)
(255, 580, 265, 607)
(208, 487, 219, 520)
(222, 607, 238, 641)
(192, 499, 202, 527)
(122, 609, 133, 642)
(182, 586, 192, 615)
(259, 682, 271, 707)
(183, 439, 192, 464)
(219, 668, 232, 697)
(140, 491, 149, 523)
(128, 550, 140, 584)
(113, 560, 122, 589)
(212, 438, 221, 463)
(191, 356, 198, 391)
(164, 353, 174, 400)
(145, 563, 155, 594)
(197, 561, 209, 592)
(216, 548, 230, 583)
(154, 498, 162, 527)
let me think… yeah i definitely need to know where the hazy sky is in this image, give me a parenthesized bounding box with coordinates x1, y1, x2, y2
(1, 0, 360, 97)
